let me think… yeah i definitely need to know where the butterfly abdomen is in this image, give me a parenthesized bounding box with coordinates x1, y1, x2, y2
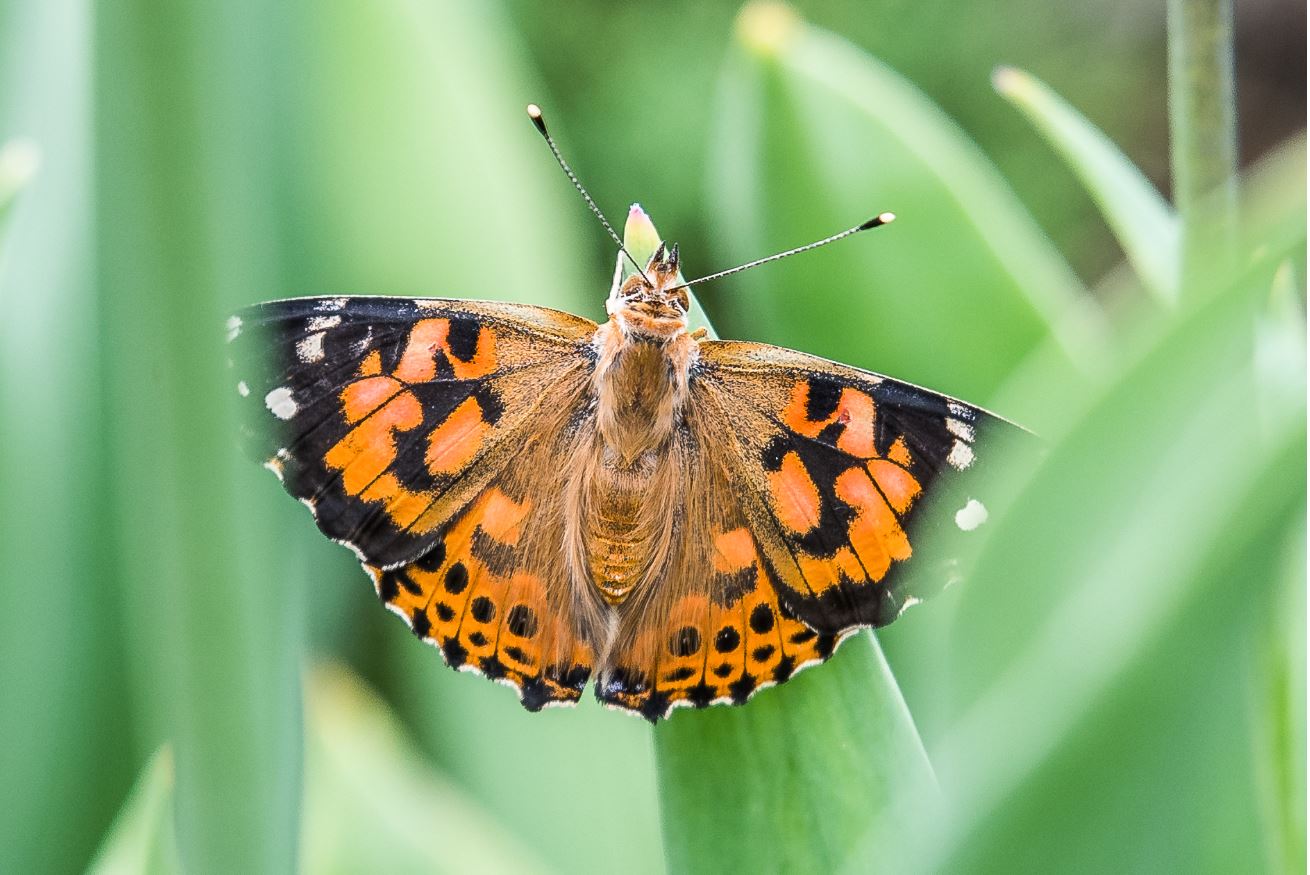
(586, 476, 652, 605)
(577, 320, 697, 606)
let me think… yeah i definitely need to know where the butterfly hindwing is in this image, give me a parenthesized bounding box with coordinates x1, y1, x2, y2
(230, 296, 596, 568)
(364, 471, 598, 711)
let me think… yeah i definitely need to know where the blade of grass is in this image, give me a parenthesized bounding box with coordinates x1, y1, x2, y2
(0, 4, 136, 872)
(302, 664, 550, 875)
(98, 2, 301, 871)
(1251, 513, 1307, 875)
(0, 137, 40, 224)
(659, 632, 934, 874)
(86, 750, 182, 875)
(289, 0, 595, 318)
(910, 248, 1304, 870)
(993, 66, 1180, 304)
(705, 1, 1104, 402)
(1167, 0, 1239, 291)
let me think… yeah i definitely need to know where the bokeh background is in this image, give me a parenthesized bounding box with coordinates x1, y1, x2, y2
(0, 0, 1304, 872)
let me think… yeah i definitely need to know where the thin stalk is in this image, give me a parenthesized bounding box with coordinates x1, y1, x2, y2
(1167, 0, 1239, 291)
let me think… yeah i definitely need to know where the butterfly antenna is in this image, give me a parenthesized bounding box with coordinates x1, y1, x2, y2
(666, 212, 897, 293)
(526, 104, 651, 283)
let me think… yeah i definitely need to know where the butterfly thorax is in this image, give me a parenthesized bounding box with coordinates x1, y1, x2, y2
(581, 245, 699, 605)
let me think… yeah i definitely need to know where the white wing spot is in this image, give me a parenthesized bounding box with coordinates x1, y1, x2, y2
(265, 386, 297, 420)
(955, 498, 988, 531)
(317, 297, 348, 311)
(947, 439, 974, 470)
(237, 380, 250, 397)
(307, 315, 342, 331)
(296, 332, 326, 363)
(225, 315, 242, 342)
(946, 417, 975, 442)
(947, 401, 970, 418)
(263, 457, 286, 481)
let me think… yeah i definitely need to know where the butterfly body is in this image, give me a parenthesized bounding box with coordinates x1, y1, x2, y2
(234, 209, 1009, 722)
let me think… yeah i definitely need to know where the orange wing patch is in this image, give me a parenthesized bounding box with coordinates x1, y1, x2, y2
(324, 317, 500, 538)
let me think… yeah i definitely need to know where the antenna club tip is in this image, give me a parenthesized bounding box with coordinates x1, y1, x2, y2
(526, 104, 547, 134)
(859, 212, 896, 231)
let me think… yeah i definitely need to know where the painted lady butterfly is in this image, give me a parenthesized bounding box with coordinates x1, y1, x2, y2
(230, 108, 1018, 722)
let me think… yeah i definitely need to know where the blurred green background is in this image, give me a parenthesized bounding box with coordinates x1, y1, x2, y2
(0, 0, 1303, 872)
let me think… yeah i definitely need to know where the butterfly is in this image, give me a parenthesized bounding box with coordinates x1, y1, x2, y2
(230, 108, 1018, 722)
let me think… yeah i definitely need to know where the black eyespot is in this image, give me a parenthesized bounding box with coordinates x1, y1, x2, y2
(443, 562, 469, 594)
(669, 626, 702, 657)
(470, 596, 496, 624)
(715, 627, 741, 653)
(506, 604, 539, 639)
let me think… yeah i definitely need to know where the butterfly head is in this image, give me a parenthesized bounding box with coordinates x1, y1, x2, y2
(606, 241, 691, 340)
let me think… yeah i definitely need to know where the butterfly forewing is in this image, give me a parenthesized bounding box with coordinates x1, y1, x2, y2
(230, 296, 596, 568)
(692, 340, 1001, 635)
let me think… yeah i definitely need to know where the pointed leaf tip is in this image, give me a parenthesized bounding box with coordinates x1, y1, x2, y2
(990, 65, 1026, 96)
(736, 0, 801, 58)
(623, 203, 662, 266)
(0, 138, 41, 212)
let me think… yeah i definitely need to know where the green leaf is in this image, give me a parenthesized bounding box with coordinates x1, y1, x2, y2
(1251, 514, 1307, 874)
(98, 3, 302, 871)
(993, 66, 1180, 304)
(904, 252, 1305, 871)
(704, 1, 1103, 402)
(302, 664, 551, 875)
(89, 667, 554, 875)
(0, 7, 135, 873)
(289, 0, 595, 319)
(1238, 133, 1307, 284)
(86, 750, 182, 875)
(658, 633, 935, 874)
(0, 138, 40, 224)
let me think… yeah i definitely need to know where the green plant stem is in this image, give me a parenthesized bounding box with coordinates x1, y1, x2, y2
(1167, 0, 1239, 290)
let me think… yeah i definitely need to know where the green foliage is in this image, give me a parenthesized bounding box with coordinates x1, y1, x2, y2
(0, 0, 1301, 872)
(993, 66, 1181, 303)
(95, 0, 304, 869)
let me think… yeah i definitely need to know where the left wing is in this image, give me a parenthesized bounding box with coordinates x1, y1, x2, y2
(229, 296, 597, 568)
